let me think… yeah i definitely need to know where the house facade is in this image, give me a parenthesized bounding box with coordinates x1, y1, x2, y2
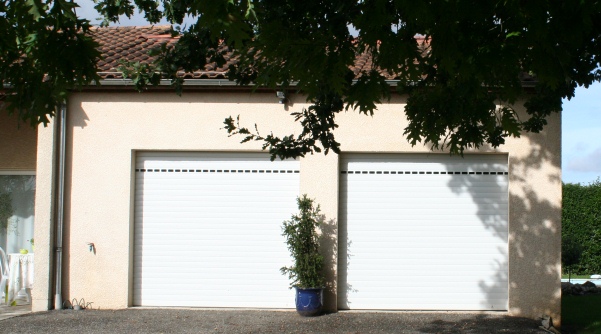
(2, 26, 561, 323)
(0, 112, 37, 264)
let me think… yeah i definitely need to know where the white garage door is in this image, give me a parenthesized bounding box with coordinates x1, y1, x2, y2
(133, 152, 299, 307)
(339, 154, 508, 310)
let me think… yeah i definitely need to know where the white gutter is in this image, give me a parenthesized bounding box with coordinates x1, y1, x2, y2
(6, 78, 537, 89)
(97, 78, 240, 87)
(96, 78, 403, 87)
(53, 101, 67, 309)
(95, 78, 537, 88)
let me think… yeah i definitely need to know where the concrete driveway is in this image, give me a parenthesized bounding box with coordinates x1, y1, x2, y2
(0, 308, 550, 333)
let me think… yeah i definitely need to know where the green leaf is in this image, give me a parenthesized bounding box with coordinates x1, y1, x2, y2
(3, 0, 601, 159)
(26, 0, 44, 21)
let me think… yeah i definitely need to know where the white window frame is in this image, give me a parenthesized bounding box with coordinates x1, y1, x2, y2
(0, 171, 35, 175)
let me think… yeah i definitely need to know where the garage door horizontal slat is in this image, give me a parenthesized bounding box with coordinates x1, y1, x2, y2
(339, 154, 508, 311)
(134, 152, 299, 308)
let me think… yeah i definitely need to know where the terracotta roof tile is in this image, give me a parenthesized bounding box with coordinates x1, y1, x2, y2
(91, 27, 536, 84)
(92, 25, 385, 81)
(93, 25, 233, 80)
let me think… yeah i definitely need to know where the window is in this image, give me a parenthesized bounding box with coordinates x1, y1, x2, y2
(0, 174, 35, 254)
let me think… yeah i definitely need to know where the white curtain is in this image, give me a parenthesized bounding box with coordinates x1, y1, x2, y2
(0, 175, 35, 254)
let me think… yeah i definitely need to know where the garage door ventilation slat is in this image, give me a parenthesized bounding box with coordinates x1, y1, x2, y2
(136, 168, 300, 173)
(341, 170, 508, 175)
(339, 153, 509, 311)
(134, 152, 300, 308)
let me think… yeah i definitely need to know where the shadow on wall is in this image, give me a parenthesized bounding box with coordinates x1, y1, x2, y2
(447, 122, 561, 322)
(319, 216, 339, 311)
(446, 158, 509, 311)
(336, 224, 354, 310)
(68, 101, 90, 129)
(507, 123, 562, 321)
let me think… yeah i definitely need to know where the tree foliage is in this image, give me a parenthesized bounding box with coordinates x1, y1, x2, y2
(562, 234, 583, 281)
(2, 1, 601, 157)
(0, 0, 101, 126)
(563, 179, 601, 274)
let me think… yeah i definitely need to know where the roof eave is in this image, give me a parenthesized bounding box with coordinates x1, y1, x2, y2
(93, 78, 538, 89)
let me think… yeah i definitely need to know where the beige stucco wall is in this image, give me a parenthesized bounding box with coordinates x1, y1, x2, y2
(32, 120, 57, 311)
(34, 90, 560, 323)
(0, 111, 52, 311)
(0, 112, 37, 171)
(334, 97, 562, 323)
(0, 111, 47, 311)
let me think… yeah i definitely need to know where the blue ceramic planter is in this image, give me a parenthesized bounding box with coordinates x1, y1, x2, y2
(294, 287, 324, 316)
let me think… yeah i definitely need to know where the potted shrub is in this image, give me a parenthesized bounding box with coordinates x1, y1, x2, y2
(281, 194, 325, 316)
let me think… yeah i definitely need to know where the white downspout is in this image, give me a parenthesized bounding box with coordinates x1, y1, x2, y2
(54, 101, 67, 309)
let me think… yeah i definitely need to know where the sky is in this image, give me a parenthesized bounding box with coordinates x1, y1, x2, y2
(562, 85, 601, 184)
(75, 1, 601, 185)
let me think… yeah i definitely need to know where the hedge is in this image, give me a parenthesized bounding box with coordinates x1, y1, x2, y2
(562, 179, 601, 274)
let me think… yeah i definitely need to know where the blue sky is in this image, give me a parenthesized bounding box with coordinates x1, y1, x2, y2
(75, 2, 601, 185)
(562, 84, 601, 184)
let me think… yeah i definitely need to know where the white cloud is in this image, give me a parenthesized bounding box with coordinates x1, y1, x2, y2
(73, 0, 105, 24)
(74, 0, 171, 26)
(563, 141, 590, 155)
(562, 83, 601, 183)
(567, 148, 601, 172)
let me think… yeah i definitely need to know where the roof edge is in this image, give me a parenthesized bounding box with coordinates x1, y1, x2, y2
(94, 78, 537, 88)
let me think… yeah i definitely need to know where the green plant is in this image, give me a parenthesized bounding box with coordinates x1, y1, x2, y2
(561, 274, 592, 279)
(563, 179, 601, 274)
(0, 193, 13, 230)
(280, 195, 325, 289)
(562, 295, 601, 334)
(562, 235, 584, 281)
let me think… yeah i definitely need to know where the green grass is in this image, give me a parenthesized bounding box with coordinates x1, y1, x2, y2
(562, 294, 601, 333)
(562, 274, 596, 280)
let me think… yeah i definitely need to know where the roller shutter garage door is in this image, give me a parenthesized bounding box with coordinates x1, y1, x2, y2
(133, 152, 299, 307)
(339, 154, 508, 310)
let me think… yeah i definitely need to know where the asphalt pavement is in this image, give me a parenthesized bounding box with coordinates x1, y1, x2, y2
(0, 308, 551, 334)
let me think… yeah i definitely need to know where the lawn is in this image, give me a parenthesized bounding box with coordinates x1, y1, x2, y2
(562, 294, 601, 334)
(561, 274, 596, 280)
